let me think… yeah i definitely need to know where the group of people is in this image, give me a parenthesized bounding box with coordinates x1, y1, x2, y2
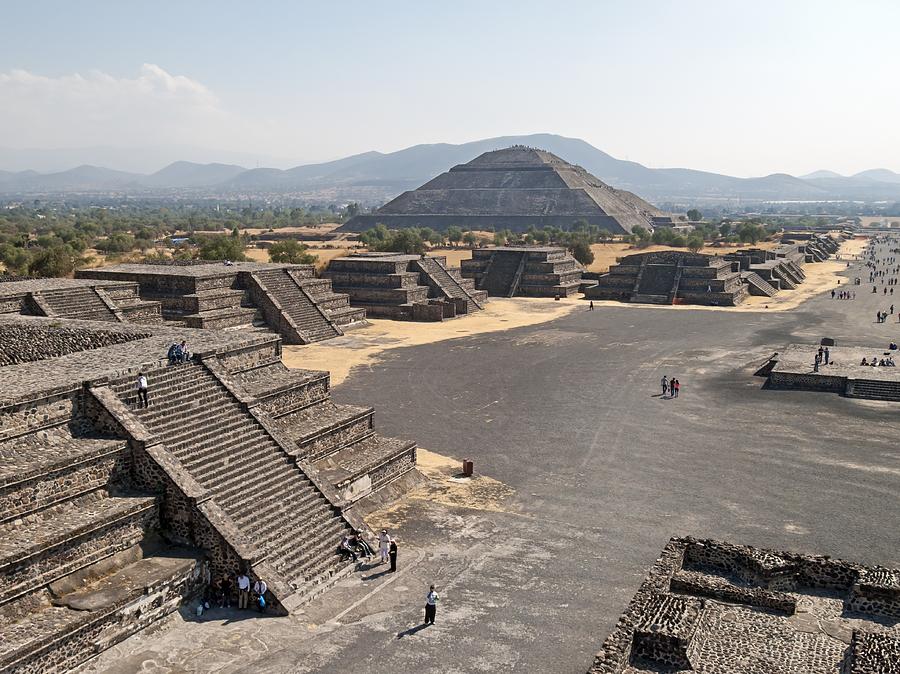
(876, 309, 893, 323)
(202, 571, 268, 614)
(167, 340, 191, 364)
(860, 356, 896, 367)
(813, 346, 831, 371)
(660, 376, 680, 398)
(339, 529, 399, 573)
(832, 289, 856, 300)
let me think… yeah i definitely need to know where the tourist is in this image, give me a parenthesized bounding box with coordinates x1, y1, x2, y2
(253, 578, 268, 613)
(379, 530, 391, 565)
(424, 585, 439, 625)
(831, 289, 836, 299)
(824, 347, 830, 365)
(179, 340, 190, 362)
(673, 379, 680, 398)
(389, 538, 399, 573)
(813, 353, 820, 372)
(340, 534, 359, 562)
(167, 343, 179, 365)
(352, 530, 375, 558)
(589, 300, 594, 311)
(237, 571, 250, 610)
(136, 372, 149, 408)
(660, 375, 669, 397)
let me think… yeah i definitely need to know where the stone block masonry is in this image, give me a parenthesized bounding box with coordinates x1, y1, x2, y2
(588, 537, 900, 673)
(77, 261, 364, 343)
(0, 314, 420, 672)
(323, 253, 487, 321)
(460, 246, 584, 298)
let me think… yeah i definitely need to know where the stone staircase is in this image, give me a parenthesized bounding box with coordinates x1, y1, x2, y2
(254, 269, 341, 343)
(480, 251, 527, 297)
(413, 256, 483, 312)
(630, 293, 671, 305)
(845, 379, 900, 401)
(0, 413, 199, 674)
(108, 362, 355, 597)
(741, 272, 778, 297)
(39, 287, 119, 322)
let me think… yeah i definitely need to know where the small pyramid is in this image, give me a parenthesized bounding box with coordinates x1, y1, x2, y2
(340, 145, 667, 234)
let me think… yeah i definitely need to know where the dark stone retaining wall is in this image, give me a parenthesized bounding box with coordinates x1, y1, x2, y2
(0, 325, 150, 367)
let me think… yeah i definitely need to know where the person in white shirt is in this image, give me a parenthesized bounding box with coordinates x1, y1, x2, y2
(424, 585, 439, 625)
(379, 530, 391, 564)
(253, 579, 268, 612)
(136, 373, 149, 408)
(237, 573, 250, 610)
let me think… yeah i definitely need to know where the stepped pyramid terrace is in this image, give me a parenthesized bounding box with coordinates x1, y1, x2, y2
(338, 145, 670, 234)
(460, 246, 585, 297)
(76, 261, 365, 344)
(589, 537, 900, 673)
(586, 251, 751, 306)
(322, 253, 487, 320)
(0, 315, 416, 673)
(0, 277, 163, 324)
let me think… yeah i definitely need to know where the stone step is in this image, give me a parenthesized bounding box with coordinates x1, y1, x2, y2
(0, 493, 157, 606)
(262, 496, 341, 554)
(278, 519, 353, 581)
(186, 436, 289, 482)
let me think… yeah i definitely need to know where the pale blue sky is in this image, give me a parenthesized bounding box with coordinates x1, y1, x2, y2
(1, 1, 898, 175)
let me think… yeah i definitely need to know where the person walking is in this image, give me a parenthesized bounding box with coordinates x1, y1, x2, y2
(379, 530, 391, 565)
(136, 372, 149, 408)
(237, 572, 250, 610)
(424, 585, 439, 625)
(389, 538, 398, 573)
(673, 379, 680, 398)
(660, 376, 669, 397)
(824, 347, 830, 365)
(589, 300, 594, 311)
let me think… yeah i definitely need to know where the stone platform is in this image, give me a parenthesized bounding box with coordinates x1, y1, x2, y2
(0, 314, 417, 673)
(322, 253, 486, 321)
(589, 537, 900, 673)
(77, 261, 365, 344)
(764, 344, 900, 401)
(460, 246, 584, 298)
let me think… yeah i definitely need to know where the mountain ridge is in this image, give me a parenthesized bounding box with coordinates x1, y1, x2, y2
(1, 134, 899, 202)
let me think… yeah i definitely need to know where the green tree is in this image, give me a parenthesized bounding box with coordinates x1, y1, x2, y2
(493, 231, 507, 246)
(269, 239, 317, 264)
(446, 226, 463, 247)
(28, 245, 82, 277)
(687, 209, 703, 222)
(570, 240, 594, 266)
(198, 235, 247, 261)
(719, 222, 731, 237)
(462, 231, 478, 247)
(686, 232, 705, 253)
(345, 202, 361, 217)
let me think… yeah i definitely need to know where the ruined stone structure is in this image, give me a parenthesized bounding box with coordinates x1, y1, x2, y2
(0, 316, 416, 673)
(763, 344, 900, 402)
(724, 247, 807, 294)
(323, 253, 487, 321)
(589, 537, 900, 673)
(0, 278, 163, 324)
(339, 146, 669, 235)
(460, 246, 584, 298)
(585, 251, 749, 306)
(77, 261, 365, 344)
(781, 232, 841, 262)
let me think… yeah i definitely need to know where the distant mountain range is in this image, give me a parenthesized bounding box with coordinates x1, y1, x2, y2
(2, 133, 900, 203)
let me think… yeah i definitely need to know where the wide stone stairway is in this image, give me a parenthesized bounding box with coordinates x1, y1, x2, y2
(413, 256, 484, 312)
(109, 362, 355, 596)
(39, 286, 119, 322)
(254, 268, 341, 343)
(480, 250, 527, 297)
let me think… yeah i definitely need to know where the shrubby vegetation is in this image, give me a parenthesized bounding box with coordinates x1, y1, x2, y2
(268, 239, 317, 264)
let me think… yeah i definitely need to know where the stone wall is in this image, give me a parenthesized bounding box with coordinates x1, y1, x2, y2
(0, 325, 150, 367)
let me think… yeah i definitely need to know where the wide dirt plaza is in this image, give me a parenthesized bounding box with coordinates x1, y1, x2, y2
(65, 236, 899, 674)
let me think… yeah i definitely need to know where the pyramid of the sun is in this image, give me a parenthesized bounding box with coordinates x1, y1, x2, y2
(339, 146, 668, 234)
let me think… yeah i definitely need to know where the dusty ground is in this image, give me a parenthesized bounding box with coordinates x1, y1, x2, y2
(283, 296, 582, 385)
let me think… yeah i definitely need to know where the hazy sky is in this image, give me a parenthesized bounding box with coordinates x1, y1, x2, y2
(1, 1, 898, 176)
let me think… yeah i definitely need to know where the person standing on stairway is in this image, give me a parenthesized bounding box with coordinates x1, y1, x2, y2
(136, 372, 149, 408)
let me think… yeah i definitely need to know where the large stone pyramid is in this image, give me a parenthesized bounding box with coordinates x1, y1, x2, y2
(339, 145, 668, 234)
